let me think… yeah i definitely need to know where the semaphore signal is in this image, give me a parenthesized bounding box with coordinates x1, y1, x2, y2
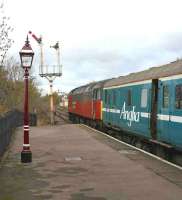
(28, 31, 42, 44)
(28, 30, 62, 125)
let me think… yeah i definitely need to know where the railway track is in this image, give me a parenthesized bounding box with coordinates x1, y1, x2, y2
(54, 107, 71, 124)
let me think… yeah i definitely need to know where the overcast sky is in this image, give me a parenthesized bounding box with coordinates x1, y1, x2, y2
(4, 0, 182, 94)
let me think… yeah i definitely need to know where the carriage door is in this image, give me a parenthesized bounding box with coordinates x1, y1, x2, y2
(157, 81, 171, 142)
(104, 89, 111, 124)
(150, 79, 158, 140)
(92, 89, 97, 119)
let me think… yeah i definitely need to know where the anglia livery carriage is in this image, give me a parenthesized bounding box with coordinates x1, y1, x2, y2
(68, 60, 182, 156)
(103, 60, 182, 151)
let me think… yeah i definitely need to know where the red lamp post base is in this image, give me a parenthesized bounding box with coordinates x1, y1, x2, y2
(21, 150, 32, 163)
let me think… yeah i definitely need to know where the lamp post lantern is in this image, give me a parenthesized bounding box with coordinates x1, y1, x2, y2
(19, 35, 34, 163)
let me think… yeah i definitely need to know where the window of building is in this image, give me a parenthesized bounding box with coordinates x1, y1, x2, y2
(163, 85, 169, 108)
(127, 89, 132, 106)
(141, 89, 148, 108)
(175, 84, 182, 109)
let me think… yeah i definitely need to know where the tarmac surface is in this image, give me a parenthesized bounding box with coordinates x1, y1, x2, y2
(0, 123, 182, 200)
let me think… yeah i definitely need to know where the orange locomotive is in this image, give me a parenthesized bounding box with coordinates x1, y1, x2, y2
(68, 80, 107, 128)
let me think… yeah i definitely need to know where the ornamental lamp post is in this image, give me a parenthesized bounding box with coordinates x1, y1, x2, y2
(19, 35, 34, 163)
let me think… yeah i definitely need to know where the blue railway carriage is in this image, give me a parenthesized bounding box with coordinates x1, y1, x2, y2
(102, 60, 182, 151)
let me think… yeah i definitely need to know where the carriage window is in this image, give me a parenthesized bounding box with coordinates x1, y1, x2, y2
(96, 89, 101, 99)
(93, 90, 96, 100)
(163, 86, 169, 108)
(175, 84, 182, 109)
(93, 90, 97, 100)
(141, 89, 147, 108)
(105, 90, 108, 104)
(127, 89, 132, 106)
(113, 91, 116, 105)
(108, 94, 111, 105)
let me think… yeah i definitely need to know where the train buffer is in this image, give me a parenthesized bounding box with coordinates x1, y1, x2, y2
(0, 124, 182, 200)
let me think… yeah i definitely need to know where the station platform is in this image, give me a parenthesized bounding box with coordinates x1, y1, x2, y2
(0, 124, 182, 200)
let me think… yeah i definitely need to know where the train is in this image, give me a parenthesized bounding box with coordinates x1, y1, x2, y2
(68, 59, 182, 164)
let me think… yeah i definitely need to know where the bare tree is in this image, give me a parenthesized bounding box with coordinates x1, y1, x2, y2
(4, 56, 23, 81)
(0, 1, 14, 66)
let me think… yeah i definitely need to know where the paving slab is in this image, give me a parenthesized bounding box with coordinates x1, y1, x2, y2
(0, 124, 182, 200)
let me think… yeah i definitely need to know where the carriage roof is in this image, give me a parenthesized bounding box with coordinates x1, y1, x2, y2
(69, 79, 111, 95)
(104, 59, 182, 88)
